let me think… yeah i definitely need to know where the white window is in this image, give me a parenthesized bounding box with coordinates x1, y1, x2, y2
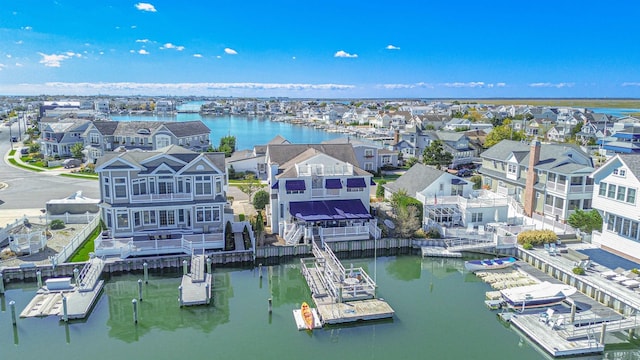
(158, 176, 174, 194)
(103, 178, 110, 198)
(116, 210, 129, 229)
(159, 210, 176, 226)
(613, 168, 626, 177)
(471, 213, 483, 222)
(156, 134, 171, 148)
(195, 176, 212, 195)
(507, 163, 517, 175)
(114, 178, 127, 198)
(90, 133, 100, 144)
(195, 206, 220, 222)
(143, 210, 156, 225)
(132, 179, 147, 195)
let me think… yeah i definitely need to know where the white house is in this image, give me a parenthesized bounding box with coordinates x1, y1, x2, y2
(590, 154, 640, 263)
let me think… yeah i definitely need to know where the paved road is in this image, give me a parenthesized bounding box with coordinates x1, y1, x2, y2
(0, 120, 100, 212)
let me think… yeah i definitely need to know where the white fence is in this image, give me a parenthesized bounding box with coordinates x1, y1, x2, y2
(53, 214, 101, 264)
(49, 212, 99, 224)
(0, 215, 30, 244)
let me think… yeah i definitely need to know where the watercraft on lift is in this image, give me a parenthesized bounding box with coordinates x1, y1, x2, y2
(500, 281, 577, 309)
(464, 257, 517, 272)
(301, 302, 314, 330)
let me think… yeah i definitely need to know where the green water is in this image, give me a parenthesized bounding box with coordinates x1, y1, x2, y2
(1, 256, 637, 359)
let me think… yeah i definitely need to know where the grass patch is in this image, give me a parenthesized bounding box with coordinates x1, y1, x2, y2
(373, 174, 401, 182)
(9, 149, 16, 156)
(8, 158, 45, 172)
(60, 173, 99, 180)
(446, 98, 640, 109)
(69, 224, 103, 262)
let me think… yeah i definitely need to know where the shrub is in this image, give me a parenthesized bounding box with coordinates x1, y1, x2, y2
(376, 180, 387, 199)
(572, 267, 586, 275)
(631, 268, 639, 275)
(238, 214, 245, 221)
(425, 228, 441, 239)
(517, 229, 558, 246)
(252, 190, 269, 210)
(522, 242, 534, 250)
(50, 219, 65, 230)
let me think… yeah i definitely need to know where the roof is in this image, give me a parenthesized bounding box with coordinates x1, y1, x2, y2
(163, 121, 211, 137)
(619, 154, 640, 179)
(96, 145, 226, 172)
(383, 163, 446, 196)
(266, 143, 358, 167)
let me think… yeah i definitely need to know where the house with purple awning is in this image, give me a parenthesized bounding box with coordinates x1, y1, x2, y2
(265, 143, 379, 245)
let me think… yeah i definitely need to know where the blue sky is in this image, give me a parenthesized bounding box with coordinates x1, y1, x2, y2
(1, 0, 639, 98)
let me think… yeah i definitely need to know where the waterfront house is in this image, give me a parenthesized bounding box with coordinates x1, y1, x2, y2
(40, 118, 92, 158)
(323, 137, 399, 172)
(590, 154, 640, 263)
(265, 143, 377, 245)
(226, 135, 290, 180)
(478, 139, 595, 223)
(600, 122, 640, 155)
(94, 145, 249, 258)
(82, 120, 211, 163)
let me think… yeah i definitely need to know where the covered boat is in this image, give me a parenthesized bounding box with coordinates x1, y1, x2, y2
(464, 257, 516, 272)
(301, 302, 314, 330)
(500, 281, 577, 309)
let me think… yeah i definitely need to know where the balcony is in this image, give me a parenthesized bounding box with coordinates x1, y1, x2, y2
(546, 181, 566, 193)
(569, 184, 593, 194)
(311, 188, 341, 198)
(543, 204, 564, 217)
(130, 192, 194, 203)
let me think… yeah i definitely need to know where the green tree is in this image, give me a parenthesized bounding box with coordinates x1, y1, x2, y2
(29, 142, 40, 154)
(470, 175, 482, 190)
(390, 189, 422, 237)
(217, 135, 236, 157)
(252, 190, 269, 210)
(422, 140, 453, 170)
(253, 211, 265, 246)
(71, 142, 84, 159)
(242, 224, 252, 250)
(567, 209, 603, 234)
(376, 179, 387, 199)
(484, 120, 526, 147)
(224, 221, 235, 251)
(237, 173, 265, 202)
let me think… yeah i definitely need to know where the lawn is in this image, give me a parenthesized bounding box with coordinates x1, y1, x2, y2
(8, 158, 44, 172)
(68, 225, 102, 262)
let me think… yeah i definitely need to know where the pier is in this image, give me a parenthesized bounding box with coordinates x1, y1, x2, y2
(20, 257, 105, 320)
(179, 255, 212, 306)
(299, 240, 394, 325)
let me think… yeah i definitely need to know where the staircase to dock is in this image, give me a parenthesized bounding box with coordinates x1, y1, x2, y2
(78, 257, 105, 292)
(190, 255, 206, 283)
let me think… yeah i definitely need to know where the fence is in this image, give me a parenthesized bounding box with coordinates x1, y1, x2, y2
(52, 214, 101, 264)
(48, 212, 99, 224)
(0, 216, 30, 243)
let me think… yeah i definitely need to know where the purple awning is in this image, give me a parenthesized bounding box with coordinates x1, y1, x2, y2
(451, 178, 467, 185)
(285, 179, 306, 191)
(346, 178, 366, 188)
(271, 180, 279, 189)
(370, 178, 376, 186)
(325, 179, 342, 189)
(289, 199, 372, 221)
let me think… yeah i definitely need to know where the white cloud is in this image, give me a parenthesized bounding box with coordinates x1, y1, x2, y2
(131, 25, 137, 29)
(292, 56, 296, 60)
(224, 48, 238, 55)
(193, 54, 203, 58)
(161, 43, 185, 51)
(441, 82, 486, 88)
(0, 64, 6, 71)
(216, 55, 222, 59)
(23, 26, 32, 31)
(529, 82, 574, 88)
(385, 45, 400, 50)
(135, 3, 157, 12)
(15, 63, 23, 67)
(38, 52, 73, 67)
(136, 39, 151, 43)
(138, 49, 150, 55)
(496, 82, 506, 87)
(15, 40, 23, 45)
(6, 55, 11, 59)
(334, 50, 358, 58)
(378, 82, 433, 89)
(622, 82, 640, 87)
(65, 51, 82, 58)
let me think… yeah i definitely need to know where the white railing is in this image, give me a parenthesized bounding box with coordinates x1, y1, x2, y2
(130, 192, 193, 203)
(547, 181, 567, 193)
(53, 214, 101, 264)
(48, 212, 98, 224)
(95, 235, 225, 258)
(9, 231, 47, 255)
(569, 184, 594, 193)
(0, 215, 29, 243)
(369, 220, 382, 239)
(285, 226, 304, 245)
(311, 189, 341, 198)
(320, 225, 369, 239)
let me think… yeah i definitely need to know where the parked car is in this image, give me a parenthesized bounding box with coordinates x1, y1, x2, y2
(63, 158, 82, 168)
(20, 147, 29, 155)
(10, 136, 18, 142)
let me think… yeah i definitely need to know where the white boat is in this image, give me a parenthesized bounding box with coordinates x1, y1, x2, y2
(464, 257, 516, 272)
(500, 281, 577, 309)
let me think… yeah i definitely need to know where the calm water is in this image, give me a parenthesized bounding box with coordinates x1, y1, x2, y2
(588, 108, 640, 118)
(3, 256, 636, 360)
(111, 113, 345, 151)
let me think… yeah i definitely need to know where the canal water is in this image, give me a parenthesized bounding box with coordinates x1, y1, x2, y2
(111, 113, 346, 151)
(3, 256, 637, 359)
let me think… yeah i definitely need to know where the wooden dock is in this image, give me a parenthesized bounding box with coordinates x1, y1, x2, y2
(20, 257, 105, 320)
(179, 255, 212, 306)
(421, 246, 462, 258)
(299, 240, 394, 327)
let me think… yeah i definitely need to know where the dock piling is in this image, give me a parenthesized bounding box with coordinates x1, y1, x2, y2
(132, 299, 138, 324)
(259, 263, 263, 279)
(206, 257, 212, 274)
(36, 270, 42, 288)
(178, 285, 183, 306)
(570, 302, 576, 324)
(138, 279, 143, 301)
(600, 323, 606, 345)
(143, 262, 149, 283)
(205, 283, 210, 304)
(0, 273, 4, 294)
(62, 295, 68, 322)
(182, 260, 188, 276)
(73, 267, 79, 287)
(10, 300, 16, 325)
(268, 298, 272, 314)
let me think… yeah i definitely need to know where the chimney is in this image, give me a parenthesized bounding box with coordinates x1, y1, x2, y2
(393, 129, 400, 144)
(523, 139, 541, 217)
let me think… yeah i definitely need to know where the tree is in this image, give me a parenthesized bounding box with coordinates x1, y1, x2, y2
(470, 175, 482, 190)
(484, 120, 526, 147)
(252, 190, 269, 210)
(224, 221, 235, 251)
(567, 209, 603, 234)
(390, 189, 422, 237)
(71, 142, 84, 159)
(422, 140, 453, 170)
(376, 179, 387, 199)
(253, 211, 265, 246)
(242, 225, 252, 251)
(237, 173, 265, 202)
(217, 135, 236, 157)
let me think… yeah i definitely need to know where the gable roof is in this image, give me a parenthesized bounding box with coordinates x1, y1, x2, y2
(266, 143, 358, 166)
(383, 163, 445, 196)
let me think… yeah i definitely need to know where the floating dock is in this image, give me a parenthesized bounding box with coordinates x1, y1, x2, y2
(299, 241, 394, 327)
(20, 257, 105, 320)
(179, 255, 212, 306)
(421, 246, 461, 258)
(292, 308, 322, 330)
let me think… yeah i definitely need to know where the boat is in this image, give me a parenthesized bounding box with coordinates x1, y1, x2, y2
(500, 281, 577, 310)
(464, 257, 516, 272)
(301, 302, 314, 330)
